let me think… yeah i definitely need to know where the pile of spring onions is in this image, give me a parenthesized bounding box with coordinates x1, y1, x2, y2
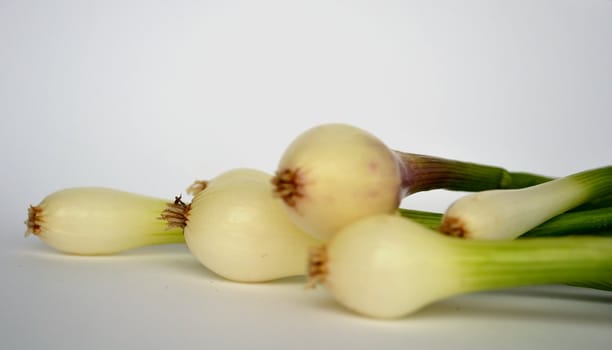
(25, 123, 612, 319)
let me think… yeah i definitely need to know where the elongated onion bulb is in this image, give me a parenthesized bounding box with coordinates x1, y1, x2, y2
(273, 124, 404, 240)
(400, 207, 612, 238)
(441, 165, 612, 240)
(168, 168, 320, 282)
(309, 214, 612, 319)
(25, 187, 184, 255)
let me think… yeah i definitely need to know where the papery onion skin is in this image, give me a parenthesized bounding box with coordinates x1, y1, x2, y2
(26, 187, 184, 255)
(182, 168, 320, 282)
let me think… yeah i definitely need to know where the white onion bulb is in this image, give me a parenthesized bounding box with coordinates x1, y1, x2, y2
(273, 124, 403, 240)
(26, 187, 184, 255)
(440, 165, 612, 240)
(166, 168, 320, 282)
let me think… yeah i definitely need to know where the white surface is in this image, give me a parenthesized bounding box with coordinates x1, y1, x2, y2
(1, 1, 611, 349)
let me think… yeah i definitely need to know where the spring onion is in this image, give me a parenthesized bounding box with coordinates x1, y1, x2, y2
(162, 168, 320, 282)
(440, 165, 612, 240)
(272, 123, 551, 240)
(399, 207, 612, 238)
(308, 214, 612, 319)
(25, 187, 185, 255)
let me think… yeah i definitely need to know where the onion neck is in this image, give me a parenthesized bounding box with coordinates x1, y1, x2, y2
(146, 228, 186, 245)
(394, 151, 552, 195)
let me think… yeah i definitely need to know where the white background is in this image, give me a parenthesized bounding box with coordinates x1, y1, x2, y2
(1, 1, 611, 349)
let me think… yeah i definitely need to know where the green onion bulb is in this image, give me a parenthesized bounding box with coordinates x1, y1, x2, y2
(273, 123, 551, 240)
(440, 165, 612, 240)
(25, 187, 184, 255)
(163, 168, 320, 282)
(308, 214, 612, 319)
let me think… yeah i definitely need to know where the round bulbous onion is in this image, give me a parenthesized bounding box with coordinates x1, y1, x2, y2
(273, 123, 404, 240)
(165, 168, 321, 282)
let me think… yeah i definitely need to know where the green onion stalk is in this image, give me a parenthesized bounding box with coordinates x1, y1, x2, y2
(399, 206, 612, 238)
(394, 152, 551, 192)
